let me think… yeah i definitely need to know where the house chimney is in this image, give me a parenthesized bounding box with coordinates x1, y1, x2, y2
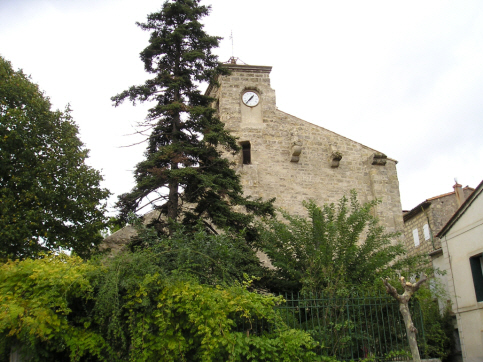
(453, 181, 464, 207)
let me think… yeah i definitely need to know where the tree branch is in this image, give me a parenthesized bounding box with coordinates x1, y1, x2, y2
(203, 220, 219, 235)
(135, 195, 168, 213)
(382, 278, 401, 302)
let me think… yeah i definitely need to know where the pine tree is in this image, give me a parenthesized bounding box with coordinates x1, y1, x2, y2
(112, 0, 274, 240)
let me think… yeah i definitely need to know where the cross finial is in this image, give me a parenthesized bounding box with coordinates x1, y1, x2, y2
(226, 31, 247, 65)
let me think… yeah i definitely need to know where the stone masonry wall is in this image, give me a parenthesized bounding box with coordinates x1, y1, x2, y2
(430, 188, 474, 235)
(403, 208, 436, 261)
(403, 187, 474, 260)
(208, 65, 404, 235)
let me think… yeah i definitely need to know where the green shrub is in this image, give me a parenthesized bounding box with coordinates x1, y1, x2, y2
(417, 286, 455, 361)
(0, 252, 318, 361)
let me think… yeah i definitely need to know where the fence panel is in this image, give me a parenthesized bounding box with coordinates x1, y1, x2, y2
(274, 291, 425, 361)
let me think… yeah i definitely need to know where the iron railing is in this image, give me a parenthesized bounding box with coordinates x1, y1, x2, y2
(237, 291, 426, 361)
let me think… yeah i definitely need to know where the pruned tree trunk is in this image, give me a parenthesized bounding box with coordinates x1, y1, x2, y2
(382, 274, 427, 362)
(399, 301, 420, 361)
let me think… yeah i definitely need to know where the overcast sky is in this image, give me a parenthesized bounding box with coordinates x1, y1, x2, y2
(1, 0, 482, 212)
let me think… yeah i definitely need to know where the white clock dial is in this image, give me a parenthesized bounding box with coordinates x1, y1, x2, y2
(242, 91, 259, 107)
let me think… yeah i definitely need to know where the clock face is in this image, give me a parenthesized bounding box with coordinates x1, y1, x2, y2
(242, 91, 259, 107)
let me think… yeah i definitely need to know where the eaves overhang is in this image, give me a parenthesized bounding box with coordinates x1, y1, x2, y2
(428, 248, 443, 258)
(403, 201, 431, 222)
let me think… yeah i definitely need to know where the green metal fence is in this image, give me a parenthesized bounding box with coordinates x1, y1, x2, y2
(235, 291, 426, 361)
(277, 291, 426, 361)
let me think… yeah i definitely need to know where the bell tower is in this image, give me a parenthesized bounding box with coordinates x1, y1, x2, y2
(207, 64, 277, 132)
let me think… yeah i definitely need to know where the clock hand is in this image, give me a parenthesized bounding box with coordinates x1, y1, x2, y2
(248, 95, 254, 103)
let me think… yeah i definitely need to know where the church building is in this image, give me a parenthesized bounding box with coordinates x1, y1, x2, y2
(103, 63, 404, 251)
(207, 63, 404, 235)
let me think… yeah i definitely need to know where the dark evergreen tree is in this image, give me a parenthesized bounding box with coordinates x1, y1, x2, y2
(112, 0, 274, 240)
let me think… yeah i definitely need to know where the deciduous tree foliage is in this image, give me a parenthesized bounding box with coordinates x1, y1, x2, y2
(259, 191, 421, 294)
(0, 57, 110, 259)
(112, 0, 274, 239)
(416, 285, 455, 361)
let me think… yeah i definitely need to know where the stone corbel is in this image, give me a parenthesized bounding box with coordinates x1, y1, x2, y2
(291, 138, 303, 162)
(328, 144, 342, 168)
(330, 151, 343, 168)
(372, 152, 387, 166)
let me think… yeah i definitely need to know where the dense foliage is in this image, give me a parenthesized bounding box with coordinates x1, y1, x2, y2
(0, 192, 453, 361)
(0, 253, 318, 362)
(257, 193, 455, 361)
(0, 56, 110, 259)
(112, 0, 274, 239)
(128, 219, 269, 286)
(259, 191, 422, 294)
(417, 286, 455, 361)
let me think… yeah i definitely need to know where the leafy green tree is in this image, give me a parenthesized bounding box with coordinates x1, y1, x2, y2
(258, 193, 427, 360)
(0, 56, 110, 259)
(259, 191, 421, 294)
(112, 0, 274, 240)
(0, 253, 104, 361)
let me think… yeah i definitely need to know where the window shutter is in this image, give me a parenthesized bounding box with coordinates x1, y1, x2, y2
(469, 255, 483, 302)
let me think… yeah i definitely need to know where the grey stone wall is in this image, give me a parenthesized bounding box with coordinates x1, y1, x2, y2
(209, 64, 404, 235)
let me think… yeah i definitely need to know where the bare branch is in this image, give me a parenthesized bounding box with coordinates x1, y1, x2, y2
(203, 220, 218, 235)
(383, 274, 427, 362)
(135, 195, 168, 212)
(399, 276, 407, 289)
(413, 273, 427, 290)
(382, 278, 400, 301)
(118, 139, 149, 148)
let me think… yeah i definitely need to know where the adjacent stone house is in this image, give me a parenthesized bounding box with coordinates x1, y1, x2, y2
(402, 182, 474, 261)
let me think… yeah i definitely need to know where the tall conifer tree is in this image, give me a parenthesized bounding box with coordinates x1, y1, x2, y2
(112, 0, 273, 239)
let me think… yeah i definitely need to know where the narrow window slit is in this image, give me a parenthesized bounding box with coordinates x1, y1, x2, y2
(241, 141, 251, 165)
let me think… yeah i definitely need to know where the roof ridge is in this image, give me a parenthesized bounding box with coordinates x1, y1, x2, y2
(425, 186, 475, 202)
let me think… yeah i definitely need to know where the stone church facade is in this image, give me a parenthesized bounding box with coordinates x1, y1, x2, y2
(207, 64, 403, 234)
(103, 63, 404, 251)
